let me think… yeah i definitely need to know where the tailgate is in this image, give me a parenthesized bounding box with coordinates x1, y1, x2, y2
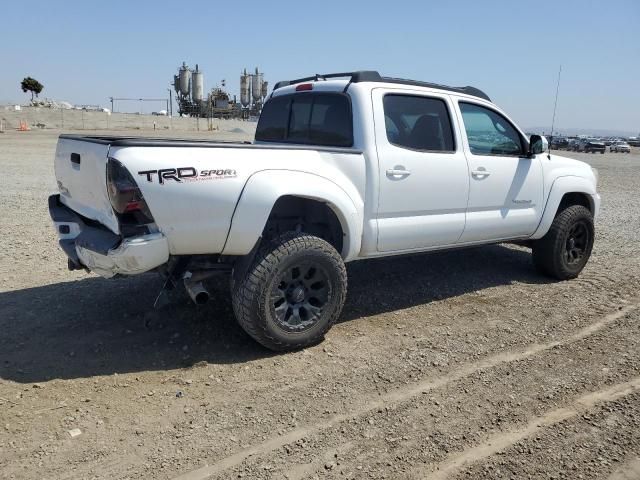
(54, 137, 119, 234)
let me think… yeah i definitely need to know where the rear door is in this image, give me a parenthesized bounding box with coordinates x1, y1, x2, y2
(453, 100, 543, 243)
(54, 137, 119, 233)
(373, 88, 469, 252)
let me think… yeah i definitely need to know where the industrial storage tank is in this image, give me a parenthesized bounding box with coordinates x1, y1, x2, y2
(178, 62, 191, 96)
(192, 64, 204, 102)
(261, 80, 269, 99)
(252, 68, 263, 102)
(240, 71, 250, 107)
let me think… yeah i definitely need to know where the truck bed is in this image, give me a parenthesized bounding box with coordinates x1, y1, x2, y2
(54, 134, 366, 259)
(58, 134, 361, 153)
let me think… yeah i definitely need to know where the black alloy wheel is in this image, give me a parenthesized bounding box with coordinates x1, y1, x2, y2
(271, 263, 330, 333)
(565, 220, 590, 266)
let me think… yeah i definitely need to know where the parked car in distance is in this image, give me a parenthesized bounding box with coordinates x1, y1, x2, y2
(567, 138, 580, 151)
(550, 137, 569, 150)
(610, 141, 631, 153)
(577, 138, 606, 154)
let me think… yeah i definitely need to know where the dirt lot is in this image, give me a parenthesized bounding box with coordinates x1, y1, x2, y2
(1, 129, 639, 480)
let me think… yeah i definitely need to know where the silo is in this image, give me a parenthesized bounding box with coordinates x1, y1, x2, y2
(240, 70, 250, 107)
(192, 64, 204, 102)
(173, 75, 180, 94)
(261, 80, 269, 99)
(252, 68, 263, 102)
(178, 62, 191, 96)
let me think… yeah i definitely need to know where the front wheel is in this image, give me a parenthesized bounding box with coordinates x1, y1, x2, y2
(532, 205, 594, 280)
(231, 232, 347, 351)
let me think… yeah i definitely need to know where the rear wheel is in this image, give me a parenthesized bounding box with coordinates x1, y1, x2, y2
(532, 205, 594, 280)
(231, 232, 347, 351)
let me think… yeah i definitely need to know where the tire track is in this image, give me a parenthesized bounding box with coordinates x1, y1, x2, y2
(285, 441, 354, 480)
(574, 269, 639, 295)
(172, 300, 639, 480)
(55, 453, 144, 480)
(606, 457, 640, 480)
(411, 377, 640, 480)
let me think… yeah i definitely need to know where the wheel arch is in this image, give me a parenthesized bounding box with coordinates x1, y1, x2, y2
(222, 170, 363, 260)
(261, 195, 345, 254)
(531, 175, 598, 240)
(557, 191, 594, 214)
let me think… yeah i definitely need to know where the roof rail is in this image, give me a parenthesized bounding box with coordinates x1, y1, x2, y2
(381, 77, 491, 101)
(273, 71, 382, 90)
(272, 70, 491, 101)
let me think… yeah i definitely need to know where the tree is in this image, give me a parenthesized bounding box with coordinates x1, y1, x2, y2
(21, 77, 44, 101)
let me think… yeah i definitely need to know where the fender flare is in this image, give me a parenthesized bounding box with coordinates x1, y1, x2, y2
(222, 170, 364, 260)
(530, 175, 598, 240)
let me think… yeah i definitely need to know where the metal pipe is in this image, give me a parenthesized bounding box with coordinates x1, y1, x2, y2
(184, 279, 209, 305)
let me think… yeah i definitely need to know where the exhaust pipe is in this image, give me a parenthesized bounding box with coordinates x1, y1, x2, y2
(184, 279, 210, 305)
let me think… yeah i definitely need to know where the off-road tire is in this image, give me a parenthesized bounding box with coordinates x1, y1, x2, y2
(231, 232, 347, 351)
(532, 205, 594, 280)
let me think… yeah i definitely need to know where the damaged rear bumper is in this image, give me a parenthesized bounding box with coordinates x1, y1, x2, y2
(48, 194, 169, 278)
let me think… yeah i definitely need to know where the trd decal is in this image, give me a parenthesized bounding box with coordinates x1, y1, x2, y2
(138, 167, 237, 184)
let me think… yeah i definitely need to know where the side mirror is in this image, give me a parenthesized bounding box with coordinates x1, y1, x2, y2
(529, 134, 548, 156)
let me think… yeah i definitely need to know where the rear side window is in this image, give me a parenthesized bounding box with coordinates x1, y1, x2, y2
(255, 93, 353, 147)
(383, 94, 455, 152)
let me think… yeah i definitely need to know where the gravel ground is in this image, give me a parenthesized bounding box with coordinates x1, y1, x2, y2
(0, 129, 639, 479)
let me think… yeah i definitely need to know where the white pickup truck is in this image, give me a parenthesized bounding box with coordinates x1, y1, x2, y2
(49, 71, 600, 351)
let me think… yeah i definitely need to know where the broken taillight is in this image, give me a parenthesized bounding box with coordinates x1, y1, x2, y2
(106, 158, 154, 222)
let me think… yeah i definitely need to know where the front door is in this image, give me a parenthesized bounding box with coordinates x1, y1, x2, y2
(454, 100, 544, 243)
(373, 89, 470, 252)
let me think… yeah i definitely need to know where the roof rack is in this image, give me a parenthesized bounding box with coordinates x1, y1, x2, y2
(272, 70, 491, 102)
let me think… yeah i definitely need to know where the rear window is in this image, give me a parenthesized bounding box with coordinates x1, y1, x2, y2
(255, 93, 353, 147)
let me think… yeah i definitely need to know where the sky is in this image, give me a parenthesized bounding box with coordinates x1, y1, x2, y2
(1, 0, 638, 134)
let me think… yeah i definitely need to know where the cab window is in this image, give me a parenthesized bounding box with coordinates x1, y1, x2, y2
(459, 102, 524, 156)
(383, 94, 455, 152)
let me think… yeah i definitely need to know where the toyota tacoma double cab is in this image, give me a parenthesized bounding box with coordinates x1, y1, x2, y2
(49, 71, 600, 351)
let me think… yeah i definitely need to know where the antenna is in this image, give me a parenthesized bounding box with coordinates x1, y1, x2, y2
(549, 65, 562, 157)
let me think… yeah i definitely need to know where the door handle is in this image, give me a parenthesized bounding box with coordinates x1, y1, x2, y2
(471, 168, 490, 178)
(386, 168, 411, 178)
